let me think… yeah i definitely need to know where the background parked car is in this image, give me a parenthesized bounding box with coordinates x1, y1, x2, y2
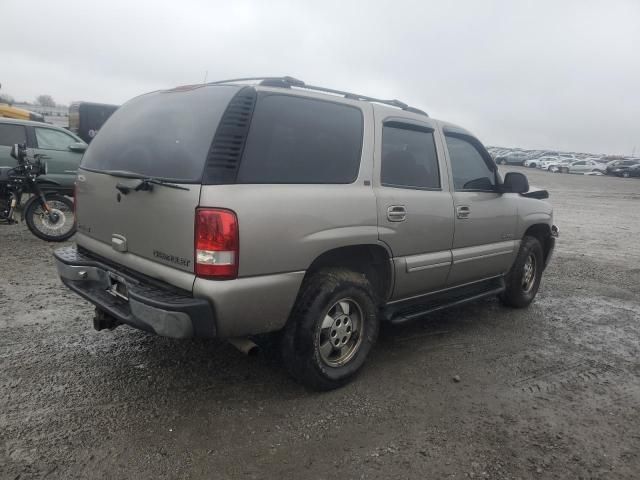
(605, 159, 640, 175)
(537, 156, 562, 170)
(610, 163, 640, 178)
(548, 159, 573, 173)
(558, 153, 577, 162)
(495, 151, 528, 165)
(558, 159, 605, 174)
(0, 118, 87, 195)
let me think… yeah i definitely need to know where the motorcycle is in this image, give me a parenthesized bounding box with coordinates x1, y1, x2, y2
(0, 143, 76, 242)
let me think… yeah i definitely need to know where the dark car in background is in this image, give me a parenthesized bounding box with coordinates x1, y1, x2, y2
(605, 159, 639, 175)
(0, 118, 86, 195)
(69, 101, 119, 143)
(610, 163, 640, 178)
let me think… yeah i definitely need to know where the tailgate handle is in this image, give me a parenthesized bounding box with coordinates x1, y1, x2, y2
(111, 234, 128, 252)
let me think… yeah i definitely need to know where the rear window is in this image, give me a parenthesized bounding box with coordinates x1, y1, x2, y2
(0, 123, 27, 147)
(80, 85, 239, 182)
(236, 94, 363, 184)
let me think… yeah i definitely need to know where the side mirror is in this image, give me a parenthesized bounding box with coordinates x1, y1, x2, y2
(501, 172, 529, 194)
(10, 143, 27, 162)
(68, 142, 87, 153)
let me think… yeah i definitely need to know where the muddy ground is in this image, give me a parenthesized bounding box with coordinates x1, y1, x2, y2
(1, 167, 639, 479)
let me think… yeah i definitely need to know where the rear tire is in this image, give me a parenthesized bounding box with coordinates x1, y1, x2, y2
(500, 236, 544, 308)
(281, 268, 379, 390)
(622, 171, 630, 178)
(25, 194, 76, 242)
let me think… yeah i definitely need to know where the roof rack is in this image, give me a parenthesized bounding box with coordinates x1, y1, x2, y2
(207, 76, 428, 117)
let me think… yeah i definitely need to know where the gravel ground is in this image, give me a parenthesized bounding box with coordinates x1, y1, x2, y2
(1, 167, 639, 479)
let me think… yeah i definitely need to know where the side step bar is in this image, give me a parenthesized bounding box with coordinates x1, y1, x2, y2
(383, 277, 506, 325)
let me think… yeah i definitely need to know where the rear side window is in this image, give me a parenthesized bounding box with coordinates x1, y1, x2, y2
(0, 124, 27, 147)
(381, 125, 440, 189)
(236, 94, 363, 184)
(81, 85, 239, 182)
(446, 135, 496, 191)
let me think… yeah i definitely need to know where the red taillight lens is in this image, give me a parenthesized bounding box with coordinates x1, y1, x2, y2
(195, 208, 239, 279)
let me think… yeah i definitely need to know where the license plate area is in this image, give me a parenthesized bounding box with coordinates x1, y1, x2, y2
(106, 271, 129, 301)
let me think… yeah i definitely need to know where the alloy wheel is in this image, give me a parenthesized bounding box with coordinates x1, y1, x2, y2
(317, 298, 364, 367)
(522, 254, 537, 293)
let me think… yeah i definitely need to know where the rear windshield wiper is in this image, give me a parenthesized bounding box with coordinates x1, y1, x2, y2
(103, 170, 190, 193)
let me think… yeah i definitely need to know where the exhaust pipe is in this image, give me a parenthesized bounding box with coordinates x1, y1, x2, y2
(228, 337, 260, 356)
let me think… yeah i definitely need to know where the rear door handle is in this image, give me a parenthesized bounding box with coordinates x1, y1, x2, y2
(387, 205, 406, 222)
(456, 205, 471, 219)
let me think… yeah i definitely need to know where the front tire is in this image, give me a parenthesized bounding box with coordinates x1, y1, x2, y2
(281, 269, 379, 390)
(500, 236, 544, 308)
(25, 194, 76, 242)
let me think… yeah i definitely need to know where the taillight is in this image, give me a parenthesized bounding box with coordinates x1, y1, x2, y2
(195, 208, 239, 279)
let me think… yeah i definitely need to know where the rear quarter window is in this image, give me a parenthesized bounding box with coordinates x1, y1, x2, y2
(236, 94, 364, 184)
(0, 123, 27, 147)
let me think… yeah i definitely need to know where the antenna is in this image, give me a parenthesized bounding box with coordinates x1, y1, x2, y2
(203, 70, 208, 84)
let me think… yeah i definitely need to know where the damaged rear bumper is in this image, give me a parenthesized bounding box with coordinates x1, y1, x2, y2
(54, 246, 215, 338)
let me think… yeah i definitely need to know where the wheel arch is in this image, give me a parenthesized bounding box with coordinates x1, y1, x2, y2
(523, 223, 553, 265)
(304, 244, 393, 304)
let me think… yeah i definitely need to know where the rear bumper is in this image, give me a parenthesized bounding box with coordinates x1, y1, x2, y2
(54, 246, 215, 338)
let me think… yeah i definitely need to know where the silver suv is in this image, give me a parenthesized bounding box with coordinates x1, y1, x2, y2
(54, 77, 558, 390)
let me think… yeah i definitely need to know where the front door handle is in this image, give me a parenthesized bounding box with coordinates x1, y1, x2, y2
(456, 205, 471, 219)
(387, 205, 406, 222)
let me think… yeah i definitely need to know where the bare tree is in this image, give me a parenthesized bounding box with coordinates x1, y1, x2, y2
(36, 94, 56, 107)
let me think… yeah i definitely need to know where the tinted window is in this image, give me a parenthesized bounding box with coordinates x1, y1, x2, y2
(237, 95, 363, 184)
(446, 135, 496, 191)
(35, 128, 77, 150)
(381, 125, 440, 189)
(0, 124, 27, 147)
(81, 85, 238, 182)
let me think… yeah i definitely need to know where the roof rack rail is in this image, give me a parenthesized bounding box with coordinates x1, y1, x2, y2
(207, 76, 428, 117)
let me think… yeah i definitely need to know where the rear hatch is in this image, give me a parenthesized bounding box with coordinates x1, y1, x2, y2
(75, 84, 240, 290)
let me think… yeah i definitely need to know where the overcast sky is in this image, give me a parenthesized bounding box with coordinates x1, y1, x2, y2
(1, 0, 638, 154)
